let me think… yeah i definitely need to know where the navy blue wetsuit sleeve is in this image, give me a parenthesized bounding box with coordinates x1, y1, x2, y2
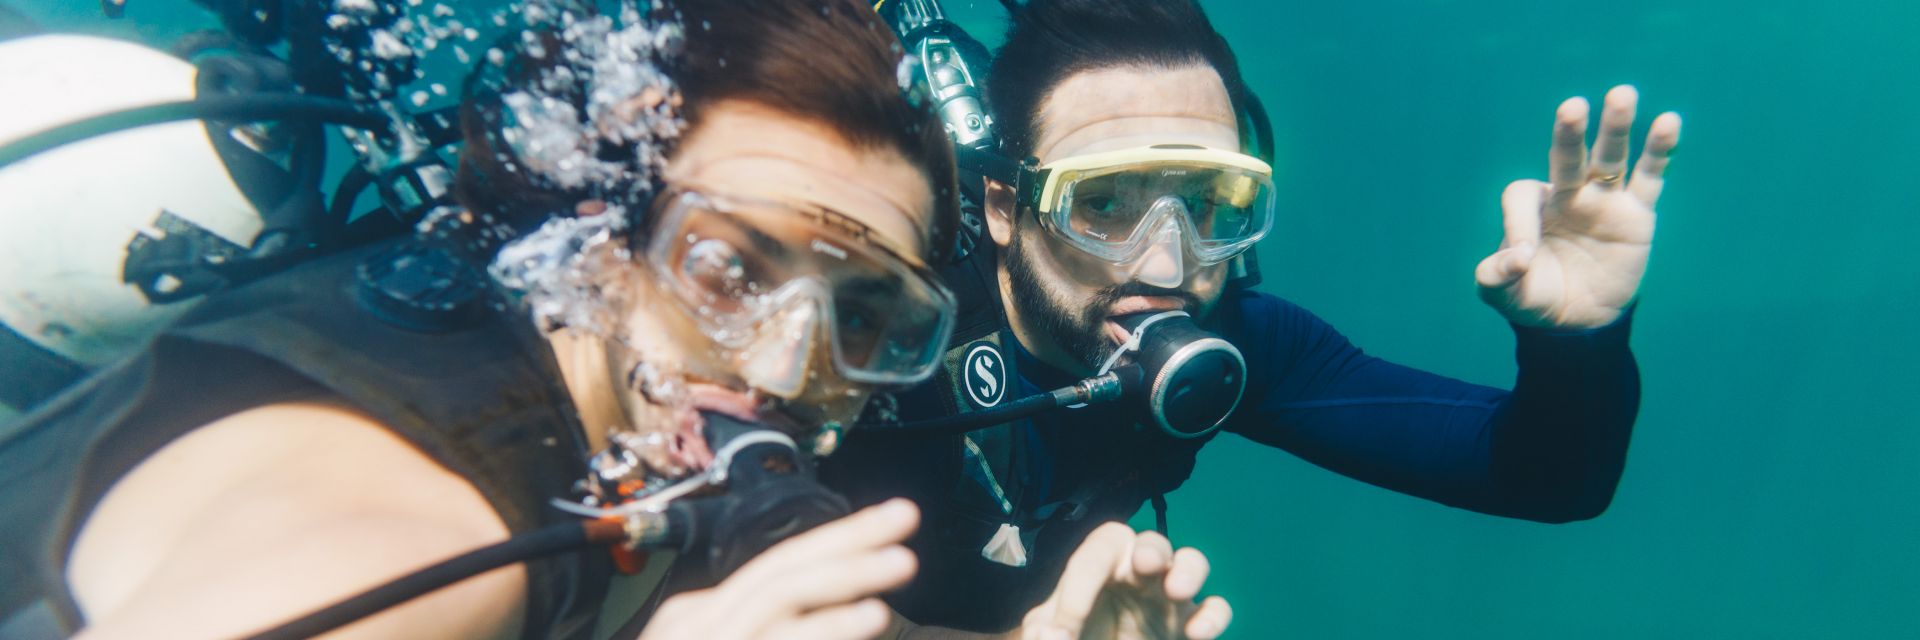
(1219, 292, 1639, 523)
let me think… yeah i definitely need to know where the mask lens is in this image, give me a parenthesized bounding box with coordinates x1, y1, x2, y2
(656, 204, 787, 320)
(1061, 169, 1157, 243)
(648, 191, 954, 384)
(830, 272, 948, 381)
(1042, 150, 1276, 265)
(1189, 171, 1271, 256)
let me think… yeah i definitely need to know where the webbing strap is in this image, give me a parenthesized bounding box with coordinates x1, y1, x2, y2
(1151, 494, 1169, 536)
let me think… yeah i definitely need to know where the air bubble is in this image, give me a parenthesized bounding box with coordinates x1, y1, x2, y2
(683, 239, 748, 296)
(368, 29, 412, 60)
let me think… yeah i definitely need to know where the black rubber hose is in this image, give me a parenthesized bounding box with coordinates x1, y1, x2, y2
(0, 94, 387, 170)
(858, 391, 1063, 438)
(955, 145, 1020, 185)
(245, 519, 624, 640)
(328, 164, 377, 225)
(1245, 91, 1275, 161)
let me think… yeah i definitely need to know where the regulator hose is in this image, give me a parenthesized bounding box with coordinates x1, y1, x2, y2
(246, 519, 626, 640)
(0, 94, 387, 170)
(858, 370, 1133, 437)
(861, 392, 1062, 437)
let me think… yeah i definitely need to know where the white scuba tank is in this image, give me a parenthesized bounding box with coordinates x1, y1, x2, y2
(0, 34, 265, 375)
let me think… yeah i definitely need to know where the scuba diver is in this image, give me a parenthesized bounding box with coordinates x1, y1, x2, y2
(830, 0, 1685, 632)
(0, 1, 1232, 638)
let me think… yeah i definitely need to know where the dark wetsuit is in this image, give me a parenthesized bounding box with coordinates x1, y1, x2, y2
(0, 239, 612, 639)
(822, 288, 1640, 631)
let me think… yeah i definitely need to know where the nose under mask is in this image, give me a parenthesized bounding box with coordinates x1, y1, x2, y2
(1122, 213, 1187, 289)
(737, 298, 823, 400)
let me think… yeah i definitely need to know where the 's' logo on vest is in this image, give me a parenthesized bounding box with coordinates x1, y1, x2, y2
(963, 343, 1007, 408)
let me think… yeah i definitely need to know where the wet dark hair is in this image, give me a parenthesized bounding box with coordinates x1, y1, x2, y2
(455, 0, 959, 262)
(988, 0, 1253, 161)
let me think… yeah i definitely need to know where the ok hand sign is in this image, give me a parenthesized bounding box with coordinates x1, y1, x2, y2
(1476, 85, 1682, 329)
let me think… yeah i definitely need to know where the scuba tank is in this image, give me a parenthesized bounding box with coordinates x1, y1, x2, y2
(0, 0, 466, 414)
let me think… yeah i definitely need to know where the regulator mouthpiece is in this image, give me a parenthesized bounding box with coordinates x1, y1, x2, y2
(665, 412, 851, 577)
(1111, 311, 1246, 439)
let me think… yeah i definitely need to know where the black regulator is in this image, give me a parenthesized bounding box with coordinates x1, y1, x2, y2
(1109, 311, 1248, 439)
(639, 413, 852, 577)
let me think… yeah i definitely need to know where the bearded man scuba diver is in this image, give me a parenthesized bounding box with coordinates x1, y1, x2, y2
(826, 0, 1686, 632)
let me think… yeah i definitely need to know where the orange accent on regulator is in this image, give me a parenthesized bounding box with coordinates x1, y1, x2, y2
(609, 546, 651, 575)
(597, 516, 651, 575)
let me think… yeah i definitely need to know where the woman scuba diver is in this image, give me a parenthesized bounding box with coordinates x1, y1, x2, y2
(0, 0, 961, 637)
(0, 0, 1233, 637)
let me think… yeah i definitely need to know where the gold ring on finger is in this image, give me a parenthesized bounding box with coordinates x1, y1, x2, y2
(1593, 172, 1624, 186)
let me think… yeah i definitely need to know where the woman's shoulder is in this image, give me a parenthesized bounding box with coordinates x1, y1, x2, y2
(67, 401, 525, 639)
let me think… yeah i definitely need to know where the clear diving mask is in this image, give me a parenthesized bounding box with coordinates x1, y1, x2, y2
(1018, 144, 1277, 267)
(643, 189, 958, 390)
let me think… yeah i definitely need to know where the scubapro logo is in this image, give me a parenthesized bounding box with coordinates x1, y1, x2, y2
(963, 343, 1007, 408)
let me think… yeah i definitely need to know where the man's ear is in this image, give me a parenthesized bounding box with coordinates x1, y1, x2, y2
(983, 176, 1016, 248)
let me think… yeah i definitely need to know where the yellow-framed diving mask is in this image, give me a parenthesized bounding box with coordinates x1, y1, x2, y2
(1015, 144, 1276, 267)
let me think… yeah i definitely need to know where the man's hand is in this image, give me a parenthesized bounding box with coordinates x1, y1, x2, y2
(639, 499, 920, 640)
(1014, 523, 1232, 640)
(1475, 85, 1682, 329)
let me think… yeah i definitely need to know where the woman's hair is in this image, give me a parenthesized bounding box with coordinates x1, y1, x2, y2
(454, 0, 959, 262)
(987, 0, 1254, 161)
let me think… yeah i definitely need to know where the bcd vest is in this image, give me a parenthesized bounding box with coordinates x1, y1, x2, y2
(0, 238, 610, 639)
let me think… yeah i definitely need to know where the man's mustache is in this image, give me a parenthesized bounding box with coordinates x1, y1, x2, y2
(1087, 283, 1201, 316)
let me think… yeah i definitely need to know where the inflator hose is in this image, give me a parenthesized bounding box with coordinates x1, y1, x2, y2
(0, 94, 387, 170)
(246, 519, 626, 640)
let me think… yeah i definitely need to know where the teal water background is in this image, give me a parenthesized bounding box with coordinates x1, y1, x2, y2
(1122, 2, 1919, 637)
(13, 1, 1918, 637)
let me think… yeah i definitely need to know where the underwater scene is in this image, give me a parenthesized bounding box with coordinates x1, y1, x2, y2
(0, 1, 1914, 638)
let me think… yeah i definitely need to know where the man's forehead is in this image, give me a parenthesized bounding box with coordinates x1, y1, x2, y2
(1035, 64, 1239, 162)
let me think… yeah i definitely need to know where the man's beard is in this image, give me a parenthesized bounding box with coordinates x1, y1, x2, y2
(1004, 230, 1199, 372)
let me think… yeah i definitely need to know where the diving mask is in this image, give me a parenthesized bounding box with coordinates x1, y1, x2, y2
(643, 189, 958, 388)
(1019, 144, 1276, 266)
